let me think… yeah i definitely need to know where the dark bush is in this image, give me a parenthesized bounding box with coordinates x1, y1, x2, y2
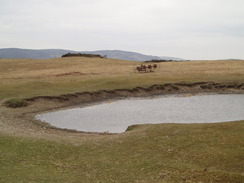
(145, 59, 173, 63)
(61, 53, 104, 58)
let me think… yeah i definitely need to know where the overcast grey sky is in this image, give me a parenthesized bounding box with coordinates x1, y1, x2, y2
(0, 0, 244, 59)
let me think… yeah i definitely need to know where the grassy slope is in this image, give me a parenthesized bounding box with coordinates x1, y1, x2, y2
(0, 122, 243, 183)
(0, 58, 243, 99)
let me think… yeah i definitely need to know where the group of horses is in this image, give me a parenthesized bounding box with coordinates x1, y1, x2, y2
(135, 64, 158, 73)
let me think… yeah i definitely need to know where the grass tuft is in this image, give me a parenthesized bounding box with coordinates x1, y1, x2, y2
(126, 124, 141, 131)
(5, 98, 28, 108)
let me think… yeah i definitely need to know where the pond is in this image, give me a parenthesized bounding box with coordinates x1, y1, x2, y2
(35, 94, 244, 133)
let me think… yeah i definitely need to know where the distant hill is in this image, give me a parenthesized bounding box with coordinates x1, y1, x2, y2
(217, 59, 243, 61)
(83, 50, 163, 61)
(159, 56, 184, 61)
(0, 48, 183, 61)
(0, 48, 74, 59)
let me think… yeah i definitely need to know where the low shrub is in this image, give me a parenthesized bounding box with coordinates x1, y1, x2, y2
(61, 53, 104, 58)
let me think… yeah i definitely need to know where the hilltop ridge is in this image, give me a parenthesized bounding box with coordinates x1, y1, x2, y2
(0, 48, 183, 61)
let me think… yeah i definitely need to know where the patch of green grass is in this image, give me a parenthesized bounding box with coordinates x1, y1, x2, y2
(5, 98, 28, 108)
(0, 121, 243, 182)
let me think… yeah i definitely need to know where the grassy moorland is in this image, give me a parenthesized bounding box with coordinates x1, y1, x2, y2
(0, 122, 243, 183)
(0, 57, 243, 99)
(0, 57, 244, 182)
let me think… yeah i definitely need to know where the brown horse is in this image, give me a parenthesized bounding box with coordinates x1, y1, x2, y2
(135, 64, 157, 73)
(136, 65, 147, 72)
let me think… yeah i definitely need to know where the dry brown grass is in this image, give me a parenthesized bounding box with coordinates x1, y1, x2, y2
(0, 57, 243, 99)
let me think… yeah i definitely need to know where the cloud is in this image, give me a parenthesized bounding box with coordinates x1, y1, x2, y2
(0, 0, 244, 59)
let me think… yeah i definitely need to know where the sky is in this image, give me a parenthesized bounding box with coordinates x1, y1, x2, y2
(0, 0, 244, 60)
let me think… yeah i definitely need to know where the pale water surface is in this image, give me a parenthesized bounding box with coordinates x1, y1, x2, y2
(36, 94, 244, 133)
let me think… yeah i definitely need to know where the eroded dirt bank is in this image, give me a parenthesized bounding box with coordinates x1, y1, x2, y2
(24, 82, 244, 111)
(0, 82, 243, 143)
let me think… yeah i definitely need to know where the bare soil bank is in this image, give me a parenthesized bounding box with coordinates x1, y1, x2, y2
(25, 82, 244, 111)
(0, 82, 243, 143)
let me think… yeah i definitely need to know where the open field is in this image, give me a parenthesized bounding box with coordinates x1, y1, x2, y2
(0, 121, 243, 183)
(0, 58, 244, 182)
(0, 57, 243, 99)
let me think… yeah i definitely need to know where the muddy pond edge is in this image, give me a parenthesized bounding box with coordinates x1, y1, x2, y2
(26, 82, 244, 134)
